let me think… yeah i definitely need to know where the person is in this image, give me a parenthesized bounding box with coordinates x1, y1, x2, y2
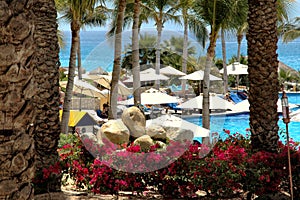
(224, 92, 233, 103)
(100, 103, 109, 118)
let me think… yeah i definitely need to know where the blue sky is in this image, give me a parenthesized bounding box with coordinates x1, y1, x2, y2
(58, 0, 300, 32)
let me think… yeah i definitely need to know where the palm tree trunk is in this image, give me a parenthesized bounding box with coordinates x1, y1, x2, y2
(0, 0, 48, 198)
(33, 0, 61, 194)
(202, 30, 218, 144)
(237, 33, 243, 62)
(132, 0, 141, 105)
(109, 0, 126, 119)
(221, 28, 228, 94)
(77, 33, 83, 80)
(61, 20, 80, 134)
(155, 21, 163, 89)
(182, 11, 188, 98)
(247, 0, 279, 152)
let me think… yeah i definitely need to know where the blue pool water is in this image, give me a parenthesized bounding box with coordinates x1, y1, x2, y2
(279, 92, 300, 105)
(185, 93, 300, 142)
(185, 113, 300, 142)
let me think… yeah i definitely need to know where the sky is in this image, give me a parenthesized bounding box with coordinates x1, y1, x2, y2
(58, 0, 300, 32)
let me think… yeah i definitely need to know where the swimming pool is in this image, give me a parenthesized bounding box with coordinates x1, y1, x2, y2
(185, 112, 300, 142)
(184, 93, 300, 142)
(279, 92, 300, 105)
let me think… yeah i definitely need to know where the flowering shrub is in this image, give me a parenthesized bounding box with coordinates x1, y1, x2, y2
(37, 131, 300, 199)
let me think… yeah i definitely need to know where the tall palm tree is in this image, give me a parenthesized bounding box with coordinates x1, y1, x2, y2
(143, 0, 181, 89)
(57, 1, 108, 80)
(193, 0, 239, 140)
(176, 0, 208, 97)
(220, 0, 248, 94)
(58, 0, 102, 133)
(0, 0, 59, 198)
(108, 0, 152, 106)
(282, 17, 300, 42)
(132, 0, 142, 105)
(109, 0, 127, 119)
(247, 0, 279, 152)
(33, 0, 62, 195)
(235, 0, 294, 62)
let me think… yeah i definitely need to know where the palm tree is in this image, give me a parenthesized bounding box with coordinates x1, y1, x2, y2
(247, 0, 279, 152)
(132, 0, 141, 105)
(236, 0, 293, 62)
(236, 22, 248, 63)
(220, 0, 248, 94)
(143, 0, 181, 89)
(109, 0, 127, 119)
(0, 0, 59, 198)
(58, 0, 103, 133)
(33, 0, 62, 195)
(57, 1, 108, 80)
(282, 17, 300, 42)
(176, 0, 208, 96)
(193, 0, 234, 139)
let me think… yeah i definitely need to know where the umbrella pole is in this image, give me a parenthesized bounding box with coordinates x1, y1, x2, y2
(79, 89, 82, 111)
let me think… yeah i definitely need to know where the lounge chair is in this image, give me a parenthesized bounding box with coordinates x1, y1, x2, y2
(229, 92, 243, 104)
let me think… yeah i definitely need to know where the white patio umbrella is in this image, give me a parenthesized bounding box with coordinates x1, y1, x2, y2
(160, 66, 186, 76)
(232, 99, 298, 113)
(146, 114, 210, 138)
(83, 74, 132, 96)
(220, 62, 248, 90)
(89, 67, 107, 75)
(60, 78, 106, 98)
(179, 70, 222, 81)
(119, 91, 178, 105)
(179, 93, 236, 110)
(219, 62, 248, 75)
(60, 77, 107, 110)
(123, 68, 169, 83)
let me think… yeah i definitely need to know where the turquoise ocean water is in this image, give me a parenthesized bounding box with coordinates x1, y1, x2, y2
(59, 30, 300, 72)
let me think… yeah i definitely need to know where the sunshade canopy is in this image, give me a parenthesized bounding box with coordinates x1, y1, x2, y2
(220, 62, 248, 75)
(179, 93, 235, 110)
(123, 68, 169, 83)
(179, 70, 222, 81)
(59, 110, 86, 127)
(60, 77, 106, 98)
(232, 99, 298, 112)
(160, 66, 186, 76)
(119, 91, 178, 105)
(83, 74, 132, 96)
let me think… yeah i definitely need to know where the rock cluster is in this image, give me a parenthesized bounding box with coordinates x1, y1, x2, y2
(84, 106, 194, 152)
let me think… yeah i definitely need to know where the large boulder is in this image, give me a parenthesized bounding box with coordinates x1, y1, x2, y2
(100, 119, 130, 145)
(133, 135, 154, 152)
(146, 125, 166, 141)
(164, 127, 194, 142)
(122, 106, 146, 138)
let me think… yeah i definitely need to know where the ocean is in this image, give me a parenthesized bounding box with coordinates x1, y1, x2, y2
(59, 30, 300, 73)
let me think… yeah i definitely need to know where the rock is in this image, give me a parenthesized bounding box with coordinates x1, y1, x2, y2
(155, 141, 167, 149)
(146, 125, 166, 141)
(164, 127, 194, 142)
(100, 120, 130, 145)
(122, 106, 146, 138)
(133, 135, 154, 152)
